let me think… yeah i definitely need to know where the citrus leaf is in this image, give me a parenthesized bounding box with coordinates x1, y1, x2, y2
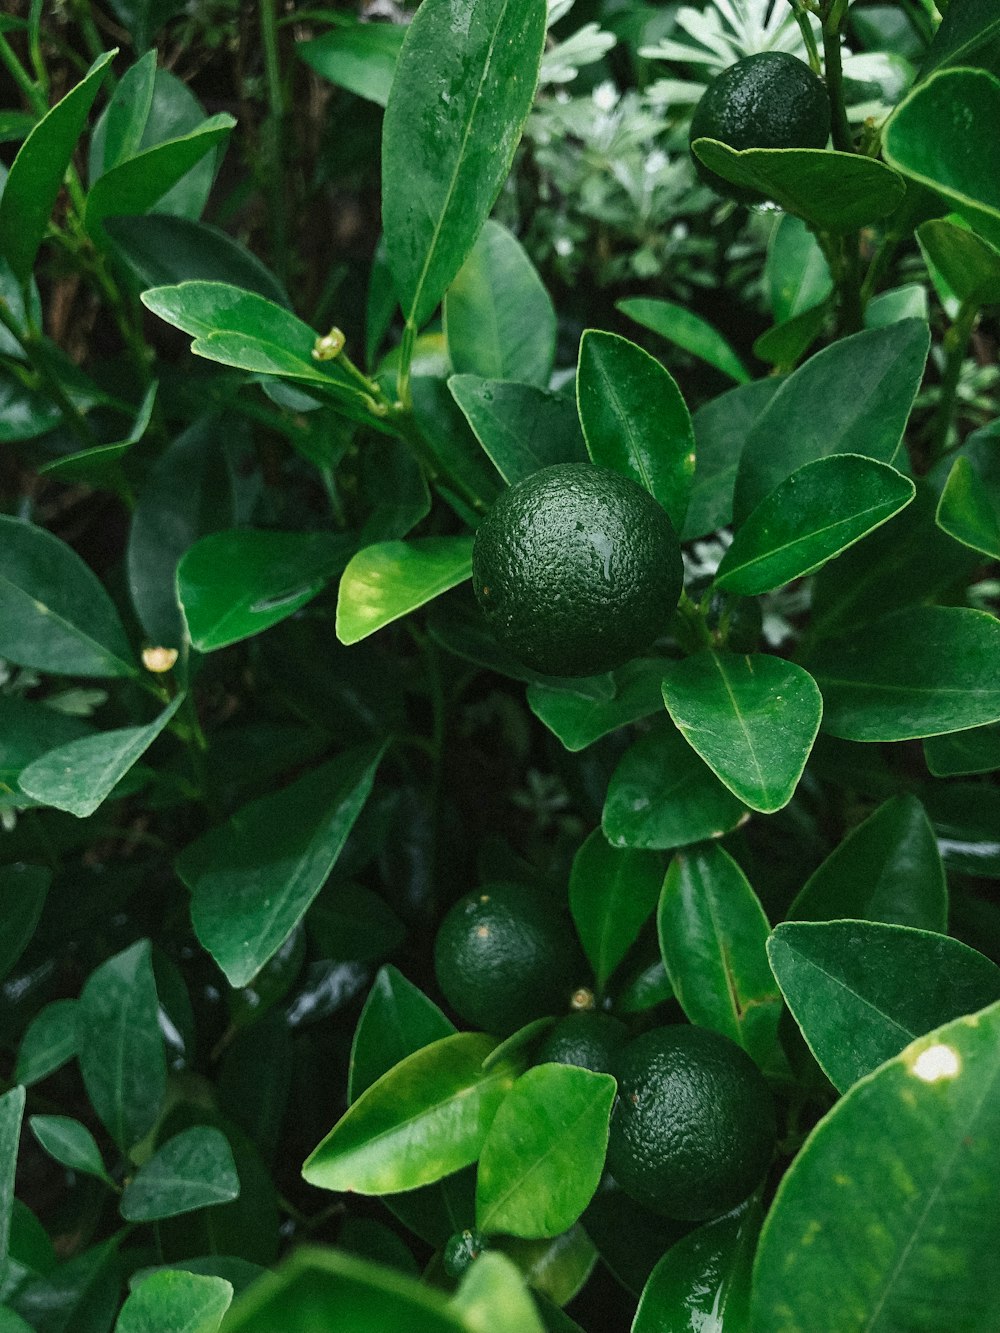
(691, 141, 905, 231)
(453, 1252, 546, 1333)
(527, 659, 666, 753)
(661, 653, 822, 814)
(767, 920, 1000, 1092)
(444, 221, 555, 387)
(922, 782, 1000, 879)
(684, 379, 782, 540)
(658, 845, 780, 1069)
(765, 215, 832, 324)
(296, 20, 405, 107)
(382, 0, 546, 330)
(28, 1116, 113, 1187)
(923, 722, 1000, 777)
(752, 302, 830, 371)
(348, 965, 455, 1104)
(577, 330, 694, 531)
(177, 745, 385, 988)
(449, 378, 587, 485)
(750, 1000, 1000, 1333)
(568, 827, 662, 992)
(0, 516, 137, 677)
(114, 1270, 233, 1333)
(476, 1064, 616, 1238)
(920, 0, 1000, 77)
(788, 794, 947, 930)
(14, 999, 78, 1087)
(302, 1033, 521, 1194)
(0, 50, 116, 281)
(336, 537, 474, 645)
(496, 1227, 596, 1309)
(718, 455, 915, 596)
(120, 1127, 240, 1222)
(917, 217, 1000, 308)
(616, 297, 749, 385)
(0, 1087, 26, 1279)
(935, 455, 1000, 559)
(18, 693, 184, 819)
(810, 605, 1000, 741)
(0, 864, 50, 983)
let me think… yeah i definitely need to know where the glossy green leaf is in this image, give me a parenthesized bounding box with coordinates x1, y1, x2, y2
(924, 722, 1000, 777)
(0, 864, 50, 983)
(121, 1127, 240, 1222)
(719, 455, 915, 597)
(177, 745, 384, 988)
(527, 659, 666, 753)
(767, 920, 1000, 1093)
(0, 51, 115, 281)
(582, 1177, 690, 1297)
(616, 297, 749, 385)
(85, 115, 234, 243)
(76, 939, 166, 1153)
(296, 19, 405, 106)
(0, 1310, 34, 1333)
(0, 1087, 25, 1279)
(8, 1237, 120, 1333)
(452, 1252, 546, 1333)
(498, 1227, 596, 1308)
(684, 379, 782, 540)
(691, 141, 906, 231)
(449, 377, 588, 485)
(733, 321, 928, 521)
(28, 1116, 113, 1187)
(923, 783, 1000, 879)
(336, 537, 474, 645)
(302, 1033, 520, 1194)
(14, 999, 78, 1087)
(661, 653, 822, 814)
(921, 0, 1000, 76)
(811, 606, 1000, 741)
(936, 455, 1000, 558)
(178, 531, 352, 651)
(603, 719, 747, 851)
(752, 302, 830, 371)
(568, 827, 662, 992)
(444, 221, 555, 386)
(476, 1064, 615, 1239)
(39, 381, 157, 492)
(0, 516, 137, 677)
(917, 218, 1000, 307)
(348, 965, 455, 1104)
(576, 330, 694, 530)
(789, 795, 947, 931)
(381, 0, 546, 329)
(410, 375, 504, 511)
(0, 697, 92, 796)
(220, 1247, 465, 1333)
(750, 1000, 1000, 1332)
(92, 50, 156, 174)
(658, 845, 780, 1068)
(864, 282, 929, 328)
(633, 1195, 760, 1333)
(115, 1270, 233, 1333)
(18, 693, 183, 819)
(884, 69, 1000, 247)
(765, 215, 832, 323)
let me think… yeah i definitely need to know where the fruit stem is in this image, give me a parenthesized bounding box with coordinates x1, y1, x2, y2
(785, 1, 822, 76)
(673, 589, 714, 654)
(820, 12, 854, 154)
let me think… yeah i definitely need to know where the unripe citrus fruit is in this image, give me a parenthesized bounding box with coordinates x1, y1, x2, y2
(434, 882, 586, 1037)
(472, 462, 682, 677)
(689, 51, 831, 202)
(536, 1011, 628, 1076)
(606, 1024, 776, 1221)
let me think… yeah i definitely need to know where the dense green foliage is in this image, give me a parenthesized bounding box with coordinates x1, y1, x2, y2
(0, 0, 999, 1329)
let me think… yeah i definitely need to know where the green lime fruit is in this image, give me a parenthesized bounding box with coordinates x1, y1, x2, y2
(434, 882, 586, 1037)
(443, 1228, 488, 1278)
(606, 1024, 776, 1221)
(689, 51, 831, 203)
(472, 462, 682, 678)
(536, 1011, 628, 1076)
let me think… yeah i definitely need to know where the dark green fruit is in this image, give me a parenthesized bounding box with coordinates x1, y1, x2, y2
(606, 1024, 776, 1221)
(689, 51, 831, 202)
(472, 462, 682, 678)
(443, 1228, 488, 1277)
(536, 1011, 628, 1076)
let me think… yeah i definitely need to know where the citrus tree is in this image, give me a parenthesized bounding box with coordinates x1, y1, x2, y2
(0, 0, 999, 1329)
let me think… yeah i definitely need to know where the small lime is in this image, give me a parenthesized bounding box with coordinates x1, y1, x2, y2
(536, 1011, 628, 1076)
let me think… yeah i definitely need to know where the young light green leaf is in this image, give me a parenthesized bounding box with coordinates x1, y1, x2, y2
(690, 142, 905, 231)
(811, 606, 1000, 741)
(452, 1252, 546, 1333)
(917, 218, 1000, 308)
(765, 215, 833, 324)
(658, 845, 780, 1069)
(935, 455, 1000, 559)
(0, 50, 116, 280)
(382, 0, 546, 330)
(767, 920, 1000, 1093)
(0, 516, 137, 677)
(0, 1087, 26, 1278)
(115, 1270, 233, 1333)
(302, 1033, 521, 1195)
(616, 297, 749, 385)
(92, 50, 156, 176)
(527, 659, 666, 753)
(717, 455, 915, 596)
(475, 1064, 615, 1238)
(177, 745, 384, 989)
(577, 330, 694, 531)
(444, 220, 555, 387)
(661, 653, 822, 814)
(733, 321, 929, 521)
(0, 864, 50, 983)
(296, 20, 406, 107)
(348, 965, 455, 1104)
(336, 536, 474, 645)
(750, 1000, 1000, 1332)
(28, 1116, 114, 1187)
(15, 999, 78, 1087)
(178, 530, 352, 652)
(76, 939, 166, 1153)
(120, 1127, 240, 1222)
(924, 722, 1000, 777)
(753, 302, 830, 371)
(18, 693, 183, 819)
(449, 377, 588, 485)
(788, 794, 947, 931)
(684, 379, 783, 540)
(568, 827, 662, 991)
